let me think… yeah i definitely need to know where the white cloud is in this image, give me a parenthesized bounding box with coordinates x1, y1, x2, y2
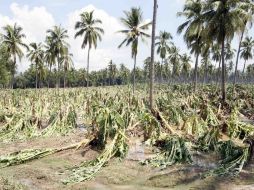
(0, 3, 56, 72)
(0, 3, 153, 72)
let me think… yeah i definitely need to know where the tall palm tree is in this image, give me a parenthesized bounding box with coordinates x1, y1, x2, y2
(181, 53, 192, 82)
(201, 52, 211, 84)
(27, 42, 44, 89)
(60, 48, 73, 88)
(44, 40, 55, 88)
(108, 60, 117, 85)
(177, 0, 205, 92)
(144, 57, 151, 82)
(1, 23, 28, 88)
(118, 7, 151, 94)
(233, 0, 254, 87)
(240, 36, 254, 75)
(203, 0, 248, 102)
(155, 31, 172, 83)
(74, 11, 104, 88)
(46, 25, 69, 88)
(168, 45, 181, 79)
(150, 0, 157, 110)
(211, 43, 221, 84)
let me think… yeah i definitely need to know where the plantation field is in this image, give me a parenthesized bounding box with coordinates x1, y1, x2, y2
(0, 85, 254, 190)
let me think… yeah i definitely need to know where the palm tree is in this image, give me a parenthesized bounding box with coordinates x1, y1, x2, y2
(60, 48, 73, 88)
(27, 43, 44, 89)
(211, 43, 221, 84)
(177, 0, 205, 92)
(144, 57, 151, 82)
(181, 53, 192, 82)
(74, 11, 104, 88)
(168, 45, 181, 80)
(108, 60, 117, 85)
(46, 25, 69, 88)
(150, 0, 157, 110)
(201, 53, 211, 83)
(44, 40, 55, 88)
(233, 0, 254, 87)
(119, 64, 130, 85)
(155, 31, 172, 83)
(240, 36, 254, 75)
(203, 0, 248, 102)
(1, 23, 28, 88)
(118, 7, 151, 94)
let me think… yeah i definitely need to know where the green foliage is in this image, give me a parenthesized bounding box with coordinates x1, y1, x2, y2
(142, 135, 192, 168)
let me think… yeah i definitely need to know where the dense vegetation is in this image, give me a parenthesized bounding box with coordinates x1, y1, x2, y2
(0, 85, 254, 183)
(0, 0, 254, 188)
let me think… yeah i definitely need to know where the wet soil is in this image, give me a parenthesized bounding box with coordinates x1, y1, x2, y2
(0, 133, 254, 190)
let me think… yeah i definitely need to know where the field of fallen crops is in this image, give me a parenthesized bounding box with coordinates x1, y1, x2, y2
(0, 85, 254, 190)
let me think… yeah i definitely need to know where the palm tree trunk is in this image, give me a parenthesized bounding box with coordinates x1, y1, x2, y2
(11, 55, 16, 89)
(193, 53, 199, 92)
(149, 0, 157, 110)
(36, 63, 38, 89)
(233, 28, 245, 93)
(64, 69, 66, 88)
(48, 66, 52, 88)
(242, 60, 247, 82)
(221, 37, 226, 102)
(133, 54, 137, 94)
(86, 46, 91, 88)
(160, 58, 163, 85)
(242, 60, 247, 75)
(204, 60, 208, 84)
(57, 56, 60, 88)
(216, 57, 222, 85)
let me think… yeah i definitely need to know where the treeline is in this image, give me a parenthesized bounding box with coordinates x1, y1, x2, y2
(0, 1, 254, 94)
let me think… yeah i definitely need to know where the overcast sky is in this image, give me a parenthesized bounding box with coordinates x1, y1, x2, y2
(0, 0, 253, 72)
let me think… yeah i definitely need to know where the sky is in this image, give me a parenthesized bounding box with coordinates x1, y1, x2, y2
(0, 0, 252, 72)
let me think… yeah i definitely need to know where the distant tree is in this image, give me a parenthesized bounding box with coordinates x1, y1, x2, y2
(118, 7, 151, 94)
(60, 48, 73, 88)
(155, 31, 172, 83)
(203, 0, 249, 102)
(1, 23, 28, 88)
(75, 11, 104, 87)
(27, 43, 44, 89)
(177, 0, 205, 91)
(240, 36, 254, 75)
(46, 25, 69, 88)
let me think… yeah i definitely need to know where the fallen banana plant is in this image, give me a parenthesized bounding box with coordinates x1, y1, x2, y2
(63, 130, 128, 184)
(0, 137, 94, 168)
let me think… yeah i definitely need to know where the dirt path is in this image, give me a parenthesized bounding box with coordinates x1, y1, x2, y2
(0, 134, 254, 190)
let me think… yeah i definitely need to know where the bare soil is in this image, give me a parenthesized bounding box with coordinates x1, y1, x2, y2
(0, 132, 254, 190)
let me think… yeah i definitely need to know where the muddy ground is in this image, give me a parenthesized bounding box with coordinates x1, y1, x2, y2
(0, 131, 254, 190)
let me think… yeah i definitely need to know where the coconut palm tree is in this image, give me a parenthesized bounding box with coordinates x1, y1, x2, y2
(233, 0, 254, 87)
(177, 0, 205, 92)
(203, 0, 248, 102)
(46, 25, 69, 88)
(211, 43, 221, 84)
(60, 48, 73, 88)
(181, 53, 192, 82)
(1, 23, 28, 88)
(118, 7, 151, 94)
(27, 43, 44, 89)
(168, 45, 181, 80)
(144, 57, 151, 82)
(155, 31, 172, 83)
(74, 11, 104, 87)
(150, 0, 158, 110)
(240, 36, 254, 75)
(108, 60, 117, 85)
(44, 40, 55, 88)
